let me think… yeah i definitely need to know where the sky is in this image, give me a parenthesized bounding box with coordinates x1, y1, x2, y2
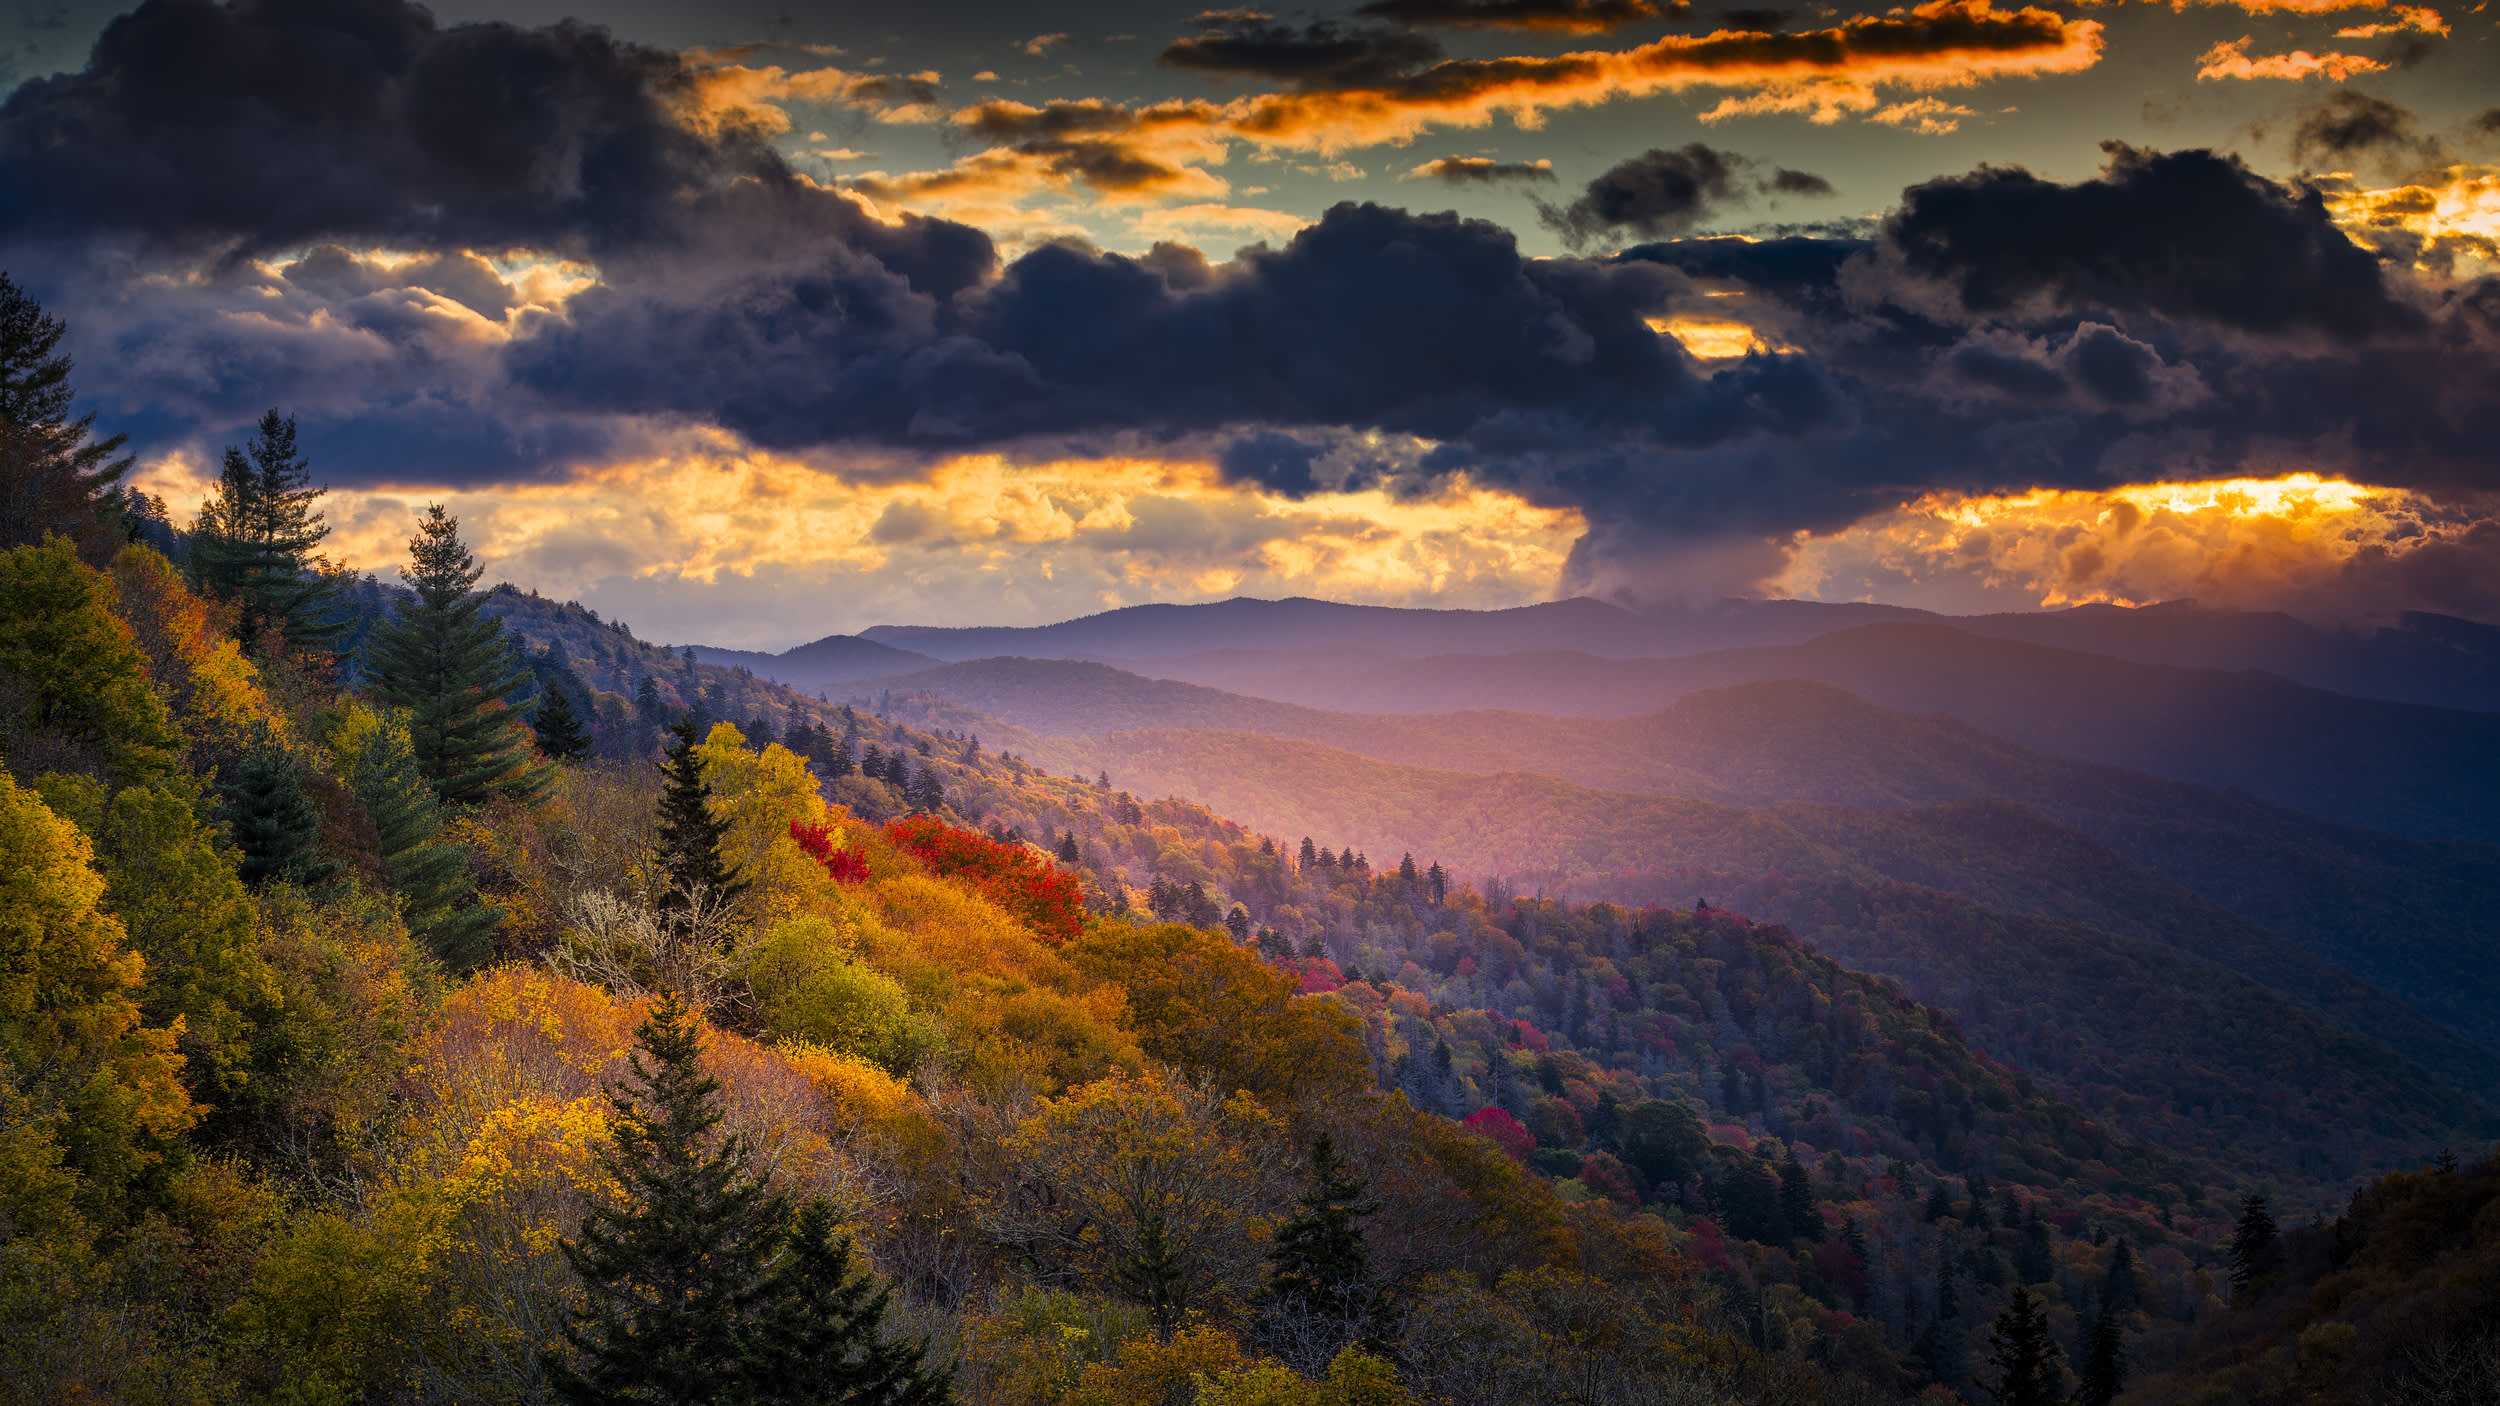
(2, 0, 2495, 647)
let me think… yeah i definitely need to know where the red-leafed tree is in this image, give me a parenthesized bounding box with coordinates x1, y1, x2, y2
(884, 814, 1086, 945)
(1462, 1107, 1533, 1163)
(789, 820, 868, 885)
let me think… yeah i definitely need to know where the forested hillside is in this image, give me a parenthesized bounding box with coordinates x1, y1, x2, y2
(858, 671, 2500, 1076)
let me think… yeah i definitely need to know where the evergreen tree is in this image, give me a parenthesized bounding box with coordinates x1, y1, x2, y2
(550, 992, 787, 1404)
(0, 273, 132, 552)
(366, 506, 551, 807)
(1779, 1153, 1823, 1242)
(906, 764, 944, 814)
(2016, 1215, 2055, 1285)
(217, 722, 339, 888)
(335, 703, 496, 969)
(533, 684, 592, 762)
(1425, 861, 1447, 904)
(1298, 836, 1318, 869)
(1268, 1133, 1376, 1322)
(188, 410, 343, 655)
(739, 1199, 953, 1406)
(2101, 1239, 2139, 1314)
(1982, 1285, 2068, 1406)
(2075, 1307, 2126, 1406)
(2229, 1193, 2279, 1304)
(657, 718, 748, 914)
(1054, 829, 1081, 865)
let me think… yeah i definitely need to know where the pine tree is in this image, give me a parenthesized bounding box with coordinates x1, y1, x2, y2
(0, 274, 132, 552)
(2229, 1193, 2279, 1304)
(188, 410, 343, 655)
(335, 703, 496, 969)
(217, 722, 339, 888)
(551, 992, 788, 1404)
(739, 1199, 953, 1406)
(656, 718, 748, 914)
(1425, 861, 1447, 904)
(533, 684, 592, 762)
(1055, 829, 1081, 865)
(1779, 1153, 1823, 1242)
(2075, 1307, 2126, 1406)
(2101, 1239, 2139, 1314)
(1299, 837, 1318, 869)
(1982, 1285, 2068, 1406)
(1267, 1133, 1376, 1320)
(365, 506, 551, 807)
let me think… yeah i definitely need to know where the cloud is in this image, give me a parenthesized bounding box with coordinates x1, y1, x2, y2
(1407, 156, 1559, 182)
(934, 1, 2103, 203)
(2289, 90, 2450, 174)
(1160, 18, 1446, 89)
(2333, 6, 2449, 35)
(1537, 144, 1833, 247)
(1868, 97, 1979, 134)
(2195, 36, 2388, 81)
(1022, 33, 1072, 56)
(1354, 0, 1687, 31)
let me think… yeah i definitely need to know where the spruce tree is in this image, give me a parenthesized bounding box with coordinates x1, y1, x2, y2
(336, 703, 496, 969)
(0, 273, 132, 552)
(1983, 1285, 2068, 1406)
(656, 717, 747, 913)
(2229, 1193, 2279, 1304)
(2101, 1239, 2139, 1314)
(551, 992, 787, 1404)
(1779, 1153, 1823, 1241)
(366, 505, 551, 807)
(189, 410, 344, 655)
(2075, 1307, 2126, 1406)
(534, 684, 592, 762)
(1267, 1132, 1375, 1320)
(1055, 830, 1081, 865)
(218, 722, 340, 888)
(739, 1198, 952, 1406)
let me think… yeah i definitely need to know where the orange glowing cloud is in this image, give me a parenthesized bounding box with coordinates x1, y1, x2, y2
(2320, 165, 2500, 275)
(1774, 474, 2493, 621)
(843, 1, 2101, 209)
(132, 438, 1582, 646)
(2195, 36, 2387, 80)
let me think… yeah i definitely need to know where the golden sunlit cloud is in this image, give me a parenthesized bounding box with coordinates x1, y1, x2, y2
(1645, 316, 1781, 358)
(133, 438, 1582, 648)
(1773, 473, 2486, 620)
(2320, 165, 2500, 276)
(2194, 36, 2387, 80)
(2333, 5, 2448, 33)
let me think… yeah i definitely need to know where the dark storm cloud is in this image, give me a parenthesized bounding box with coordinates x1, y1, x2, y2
(1537, 143, 1832, 248)
(1353, 0, 1685, 32)
(0, 0, 796, 257)
(2288, 91, 2446, 174)
(1160, 18, 1442, 89)
(3, 0, 2494, 602)
(1883, 143, 2418, 343)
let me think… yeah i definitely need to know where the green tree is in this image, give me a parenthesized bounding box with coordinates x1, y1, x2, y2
(0, 274, 131, 553)
(364, 505, 549, 807)
(188, 410, 344, 655)
(0, 770, 194, 1229)
(2228, 1193, 2279, 1304)
(533, 684, 592, 762)
(2075, 1306, 2126, 1406)
(656, 718, 748, 916)
(739, 1198, 951, 1405)
(218, 722, 339, 888)
(1982, 1285, 2068, 1406)
(0, 540, 180, 785)
(1616, 1098, 1708, 1193)
(332, 702, 495, 969)
(1779, 1152, 1823, 1242)
(1267, 1133, 1375, 1320)
(550, 992, 787, 1404)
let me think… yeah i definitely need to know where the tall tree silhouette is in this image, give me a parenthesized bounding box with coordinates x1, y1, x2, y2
(2075, 1306, 2127, 1406)
(656, 717, 747, 915)
(739, 1198, 953, 1405)
(0, 274, 131, 553)
(2229, 1193, 2279, 1304)
(1267, 1132, 1375, 1318)
(551, 991, 786, 1403)
(366, 505, 550, 806)
(533, 684, 591, 762)
(1982, 1285, 2068, 1406)
(189, 410, 343, 655)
